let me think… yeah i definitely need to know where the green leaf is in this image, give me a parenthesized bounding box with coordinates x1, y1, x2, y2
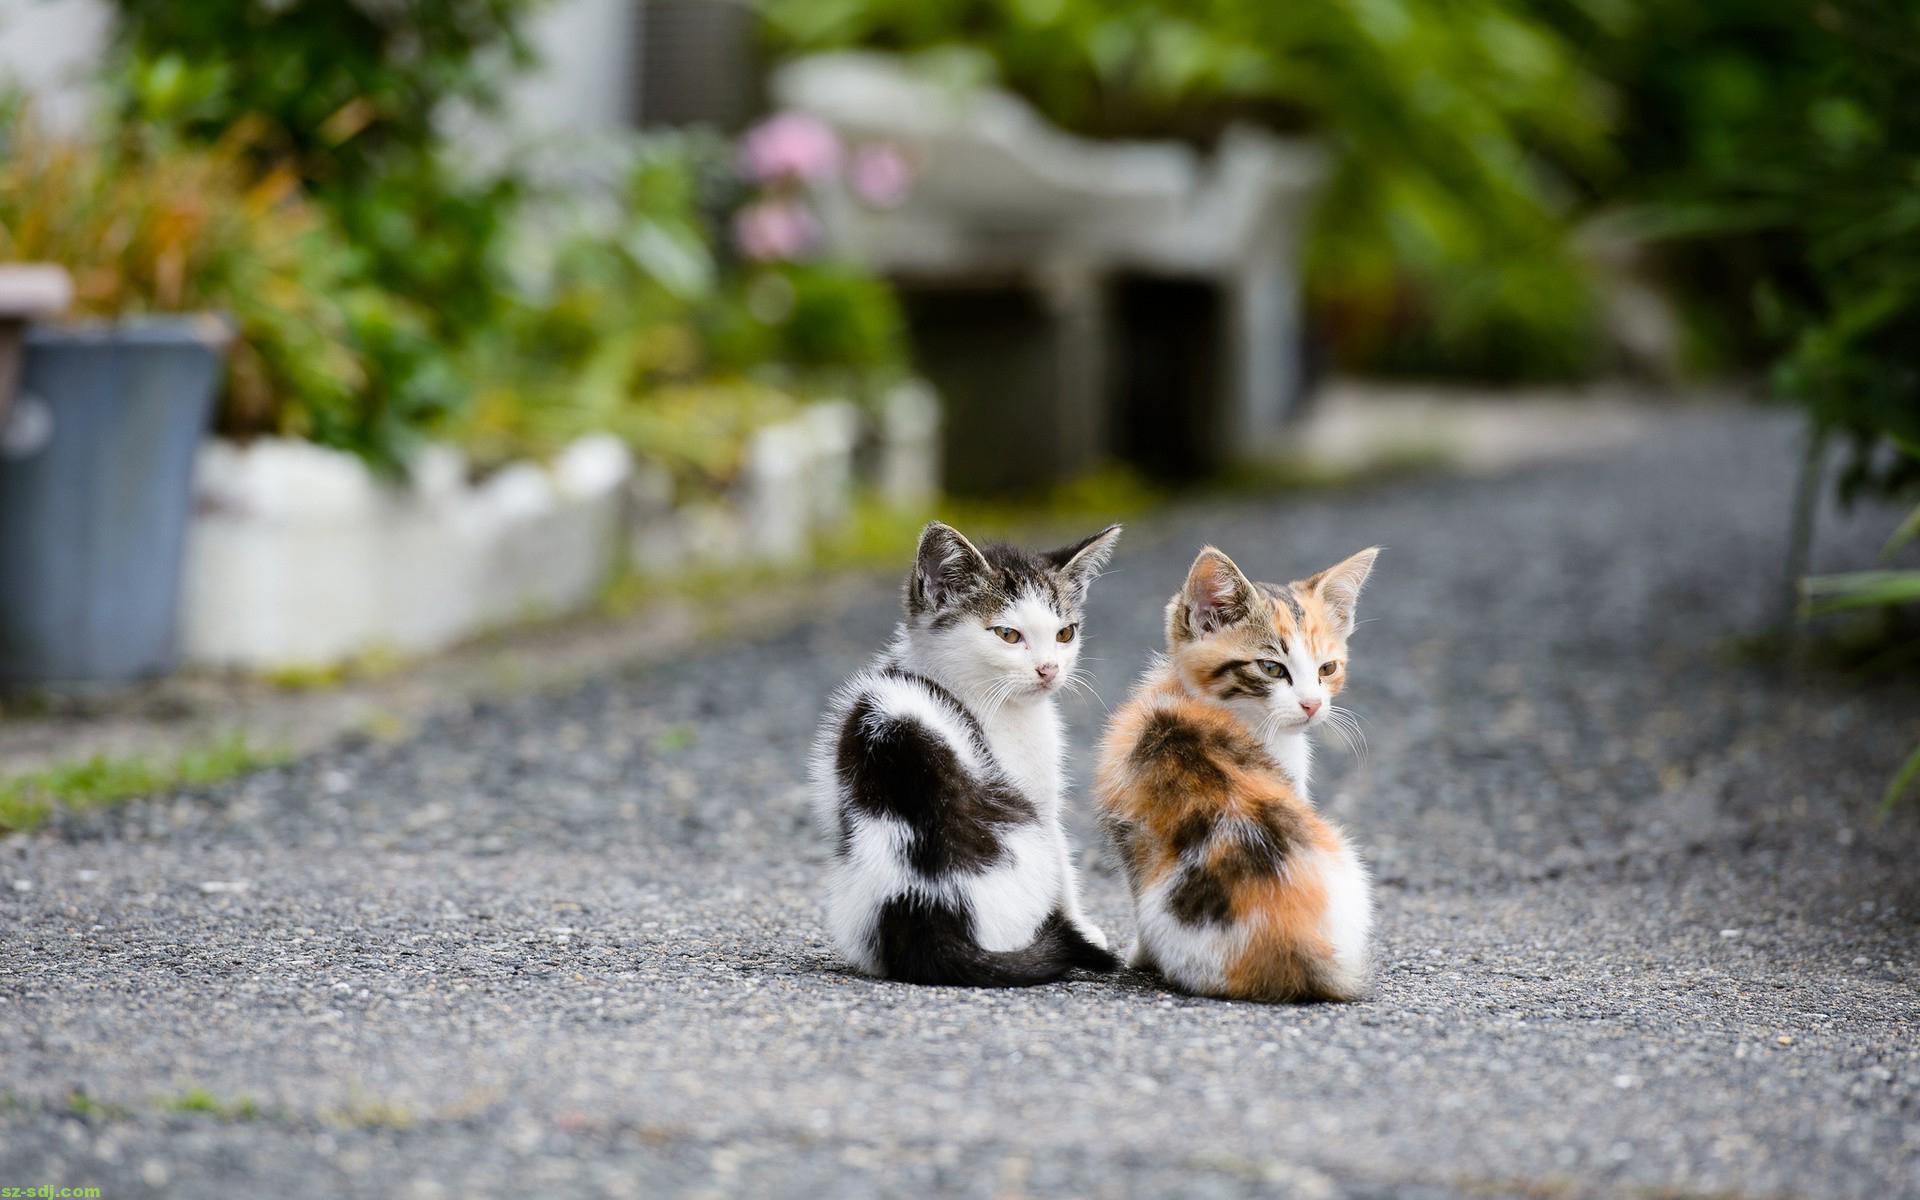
(1801, 570, 1920, 616)
(1884, 741, 1920, 812)
(1883, 503, 1920, 559)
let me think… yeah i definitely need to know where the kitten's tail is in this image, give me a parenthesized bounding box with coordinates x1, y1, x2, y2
(876, 898, 1119, 988)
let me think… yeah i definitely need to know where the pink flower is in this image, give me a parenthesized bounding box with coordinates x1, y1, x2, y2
(738, 112, 843, 185)
(733, 199, 821, 262)
(849, 142, 912, 208)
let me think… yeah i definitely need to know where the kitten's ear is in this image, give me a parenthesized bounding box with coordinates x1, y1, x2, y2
(1043, 524, 1122, 597)
(909, 521, 992, 615)
(1301, 547, 1379, 635)
(1177, 547, 1258, 639)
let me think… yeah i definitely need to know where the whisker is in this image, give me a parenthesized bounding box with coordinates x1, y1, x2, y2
(1255, 709, 1287, 746)
(1333, 723, 1360, 757)
(978, 676, 1017, 727)
(993, 677, 1022, 720)
(1063, 668, 1108, 712)
(1325, 706, 1368, 759)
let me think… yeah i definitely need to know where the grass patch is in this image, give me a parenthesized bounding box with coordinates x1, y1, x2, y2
(321, 1094, 414, 1130)
(159, 1089, 412, 1130)
(14, 1086, 422, 1130)
(63, 1090, 135, 1122)
(159, 1087, 261, 1121)
(0, 734, 288, 835)
(262, 644, 406, 691)
(653, 724, 696, 753)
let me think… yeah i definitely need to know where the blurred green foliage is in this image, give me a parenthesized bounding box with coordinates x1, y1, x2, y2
(1802, 489, 1920, 808)
(1534, 0, 1920, 499)
(110, 0, 533, 321)
(78, 0, 902, 479)
(1554, 0, 1920, 808)
(111, 29, 529, 337)
(110, 1, 536, 181)
(449, 133, 905, 479)
(763, 0, 1615, 380)
(104, 1, 539, 470)
(0, 103, 399, 459)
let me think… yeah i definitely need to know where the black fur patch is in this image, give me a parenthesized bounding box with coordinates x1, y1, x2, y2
(872, 896, 1117, 986)
(980, 542, 1074, 613)
(1129, 711, 1233, 792)
(1225, 806, 1306, 876)
(1169, 810, 1218, 858)
(1215, 664, 1274, 701)
(836, 697, 1034, 876)
(871, 893, 973, 982)
(1168, 865, 1234, 924)
(1168, 804, 1308, 928)
(1131, 711, 1273, 782)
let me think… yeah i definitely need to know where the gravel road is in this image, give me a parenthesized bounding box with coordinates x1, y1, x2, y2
(4, 406, 1918, 1199)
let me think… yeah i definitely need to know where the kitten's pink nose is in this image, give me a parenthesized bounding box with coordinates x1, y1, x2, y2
(1036, 663, 1058, 683)
(1299, 699, 1322, 717)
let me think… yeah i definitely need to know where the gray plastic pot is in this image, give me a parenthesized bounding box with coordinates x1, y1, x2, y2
(0, 317, 229, 687)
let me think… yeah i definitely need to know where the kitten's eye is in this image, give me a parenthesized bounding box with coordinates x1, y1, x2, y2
(1056, 625, 1077, 644)
(1256, 659, 1291, 682)
(1319, 661, 1339, 678)
(990, 626, 1022, 644)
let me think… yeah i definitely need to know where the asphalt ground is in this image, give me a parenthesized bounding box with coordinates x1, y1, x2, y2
(4, 405, 1917, 1198)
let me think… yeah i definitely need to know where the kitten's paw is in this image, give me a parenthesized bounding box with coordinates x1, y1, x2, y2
(1078, 922, 1110, 952)
(1126, 941, 1156, 972)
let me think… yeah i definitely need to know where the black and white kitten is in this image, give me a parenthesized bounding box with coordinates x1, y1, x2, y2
(810, 521, 1124, 986)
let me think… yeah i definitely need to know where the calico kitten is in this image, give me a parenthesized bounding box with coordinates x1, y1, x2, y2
(1095, 545, 1379, 1002)
(810, 520, 1124, 986)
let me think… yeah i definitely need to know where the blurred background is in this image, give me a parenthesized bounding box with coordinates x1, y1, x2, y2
(0, 0, 1916, 802)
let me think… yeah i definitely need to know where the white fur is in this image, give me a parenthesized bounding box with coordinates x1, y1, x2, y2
(1313, 834, 1374, 997)
(1131, 871, 1248, 992)
(965, 821, 1068, 950)
(824, 812, 918, 974)
(1265, 729, 1314, 795)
